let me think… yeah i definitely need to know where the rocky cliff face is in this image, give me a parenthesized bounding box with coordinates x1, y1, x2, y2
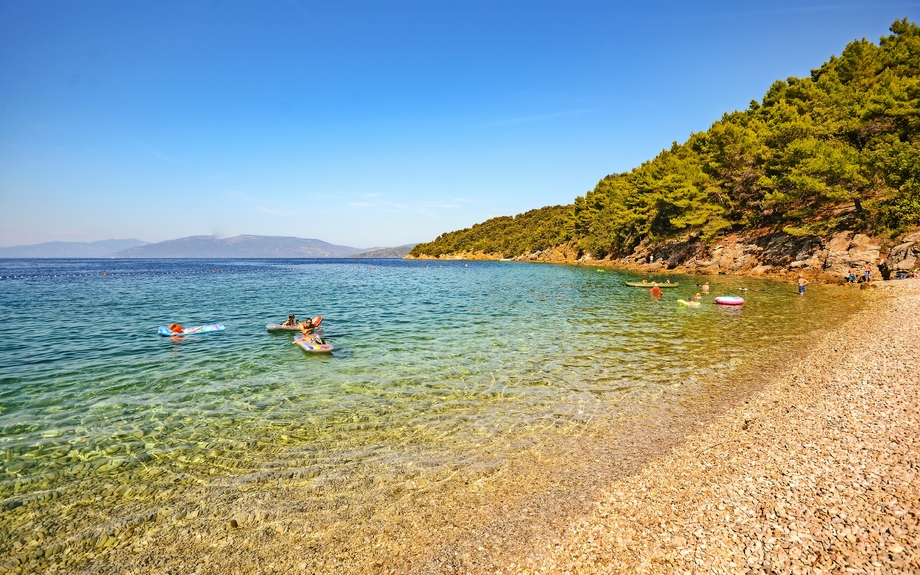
(410, 230, 920, 283)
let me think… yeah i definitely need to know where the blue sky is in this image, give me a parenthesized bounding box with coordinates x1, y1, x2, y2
(1, 1, 917, 248)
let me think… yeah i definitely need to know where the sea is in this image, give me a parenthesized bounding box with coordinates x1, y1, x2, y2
(0, 258, 863, 572)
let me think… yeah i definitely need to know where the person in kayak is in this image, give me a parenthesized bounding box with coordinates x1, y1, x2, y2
(282, 314, 298, 327)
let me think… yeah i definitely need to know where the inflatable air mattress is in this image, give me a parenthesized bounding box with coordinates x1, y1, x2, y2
(267, 316, 323, 332)
(294, 334, 333, 353)
(158, 324, 225, 336)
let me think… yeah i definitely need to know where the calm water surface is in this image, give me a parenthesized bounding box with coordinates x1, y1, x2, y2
(0, 258, 861, 567)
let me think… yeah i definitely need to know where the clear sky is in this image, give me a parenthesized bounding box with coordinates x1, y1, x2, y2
(1, 1, 917, 248)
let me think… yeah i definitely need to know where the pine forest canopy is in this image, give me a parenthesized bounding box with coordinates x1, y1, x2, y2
(411, 19, 920, 259)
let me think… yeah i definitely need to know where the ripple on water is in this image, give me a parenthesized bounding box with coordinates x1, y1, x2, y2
(0, 258, 864, 569)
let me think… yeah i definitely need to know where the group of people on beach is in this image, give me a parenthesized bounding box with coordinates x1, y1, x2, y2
(844, 263, 875, 284)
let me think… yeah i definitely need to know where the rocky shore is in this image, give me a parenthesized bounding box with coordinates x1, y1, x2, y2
(524, 279, 919, 574)
(408, 229, 920, 285)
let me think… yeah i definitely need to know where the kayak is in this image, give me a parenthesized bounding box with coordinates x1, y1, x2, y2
(158, 324, 225, 336)
(266, 316, 323, 332)
(294, 334, 333, 353)
(714, 296, 745, 305)
(677, 299, 701, 307)
(625, 281, 679, 288)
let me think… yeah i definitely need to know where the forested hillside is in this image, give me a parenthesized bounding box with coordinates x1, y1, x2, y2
(410, 205, 571, 258)
(411, 19, 919, 260)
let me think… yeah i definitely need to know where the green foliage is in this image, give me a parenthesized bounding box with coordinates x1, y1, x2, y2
(409, 205, 572, 258)
(413, 19, 920, 259)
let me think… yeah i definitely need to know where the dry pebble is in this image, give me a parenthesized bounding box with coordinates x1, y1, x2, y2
(532, 280, 920, 574)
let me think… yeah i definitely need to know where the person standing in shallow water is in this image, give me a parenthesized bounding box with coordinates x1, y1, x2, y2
(701, 282, 710, 294)
(798, 276, 809, 297)
(864, 264, 872, 283)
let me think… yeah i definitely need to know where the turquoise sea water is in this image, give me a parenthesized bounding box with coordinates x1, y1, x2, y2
(0, 258, 861, 569)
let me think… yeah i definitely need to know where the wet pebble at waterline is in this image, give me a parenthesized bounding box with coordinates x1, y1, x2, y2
(0, 258, 866, 573)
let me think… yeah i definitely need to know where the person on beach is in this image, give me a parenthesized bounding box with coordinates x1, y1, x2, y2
(864, 264, 872, 282)
(847, 268, 857, 283)
(282, 314, 298, 327)
(701, 282, 710, 294)
(798, 276, 809, 297)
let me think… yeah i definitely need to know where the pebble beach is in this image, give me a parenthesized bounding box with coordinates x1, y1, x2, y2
(529, 280, 920, 574)
(2, 274, 914, 575)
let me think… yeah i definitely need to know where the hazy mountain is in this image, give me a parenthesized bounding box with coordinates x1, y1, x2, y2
(0, 239, 148, 258)
(352, 244, 418, 258)
(111, 235, 365, 258)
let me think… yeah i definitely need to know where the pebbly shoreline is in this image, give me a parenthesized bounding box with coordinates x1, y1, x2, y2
(8, 280, 913, 574)
(524, 279, 920, 574)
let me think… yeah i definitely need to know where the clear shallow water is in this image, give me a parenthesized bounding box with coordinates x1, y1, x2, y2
(0, 258, 861, 566)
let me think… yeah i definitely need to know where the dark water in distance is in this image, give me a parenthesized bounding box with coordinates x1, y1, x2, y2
(0, 258, 861, 562)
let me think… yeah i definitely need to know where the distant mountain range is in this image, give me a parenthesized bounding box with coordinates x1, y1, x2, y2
(352, 244, 417, 258)
(111, 235, 366, 258)
(0, 235, 418, 258)
(0, 239, 148, 258)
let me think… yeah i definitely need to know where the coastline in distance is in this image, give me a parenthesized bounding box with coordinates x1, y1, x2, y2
(0, 235, 419, 259)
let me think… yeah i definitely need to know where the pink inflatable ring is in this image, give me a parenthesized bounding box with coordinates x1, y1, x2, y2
(714, 296, 745, 305)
